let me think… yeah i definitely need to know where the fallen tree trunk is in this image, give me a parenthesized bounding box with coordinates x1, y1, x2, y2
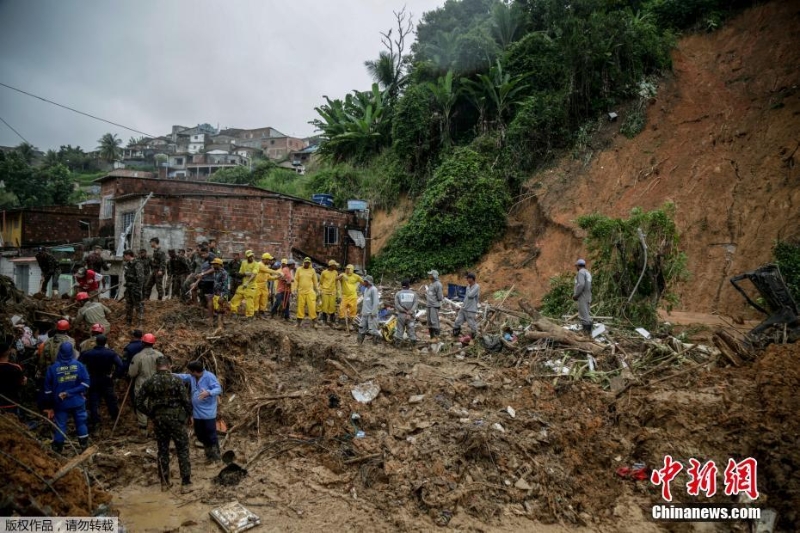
(524, 317, 605, 356)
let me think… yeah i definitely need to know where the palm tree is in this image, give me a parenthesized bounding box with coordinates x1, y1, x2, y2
(43, 149, 59, 167)
(97, 133, 121, 163)
(15, 142, 35, 164)
(425, 70, 459, 147)
(491, 2, 521, 50)
(464, 61, 528, 139)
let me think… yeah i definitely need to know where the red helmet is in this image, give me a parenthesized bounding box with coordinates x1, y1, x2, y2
(56, 319, 70, 331)
(91, 323, 105, 334)
(142, 333, 156, 345)
(76, 292, 90, 301)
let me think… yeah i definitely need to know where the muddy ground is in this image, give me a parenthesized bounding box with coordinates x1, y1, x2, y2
(2, 296, 797, 532)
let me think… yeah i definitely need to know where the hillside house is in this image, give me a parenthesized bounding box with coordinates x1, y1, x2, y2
(95, 173, 370, 276)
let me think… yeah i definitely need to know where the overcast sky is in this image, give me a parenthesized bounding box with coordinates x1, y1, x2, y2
(0, 0, 443, 151)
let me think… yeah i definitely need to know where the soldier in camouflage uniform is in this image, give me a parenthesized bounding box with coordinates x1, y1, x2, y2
(135, 355, 194, 493)
(35, 247, 60, 294)
(137, 249, 152, 292)
(123, 250, 145, 326)
(166, 249, 191, 300)
(144, 237, 167, 301)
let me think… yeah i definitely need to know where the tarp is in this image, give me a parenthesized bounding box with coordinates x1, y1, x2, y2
(348, 229, 366, 249)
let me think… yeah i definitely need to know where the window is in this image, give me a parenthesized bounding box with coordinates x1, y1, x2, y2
(101, 195, 114, 219)
(324, 226, 339, 246)
(270, 140, 275, 145)
(175, 157, 184, 165)
(121, 211, 136, 233)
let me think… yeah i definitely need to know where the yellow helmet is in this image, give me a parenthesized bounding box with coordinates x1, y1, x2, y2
(303, 257, 311, 263)
(262, 252, 273, 260)
(245, 250, 254, 258)
(211, 258, 224, 266)
(281, 258, 288, 265)
(345, 264, 354, 270)
(328, 259, 337, 266)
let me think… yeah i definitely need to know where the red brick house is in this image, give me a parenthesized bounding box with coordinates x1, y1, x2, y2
(96, 170, 369, 268)
(0, 205, 100, 248)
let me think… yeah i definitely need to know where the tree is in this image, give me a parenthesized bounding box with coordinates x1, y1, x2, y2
(15, 142, 36, 164)
(364, 7, 414, 104)
(425, 70, 459, 147)
(463, 60, 528, 139)
(491, 1, 522, 49)
(97, 133, 121, 162)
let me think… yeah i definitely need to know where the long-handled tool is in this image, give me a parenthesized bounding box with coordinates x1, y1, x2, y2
(111, 379, 133, 438)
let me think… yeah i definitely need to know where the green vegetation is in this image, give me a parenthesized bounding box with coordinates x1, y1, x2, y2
(0, 146, 75, 208)
(541, 204, 688, 328)
(371, 147, 509, 278)
(540, 273, 576, 318)
(300, 0, 749, 278)
(773, 240, 800, 304)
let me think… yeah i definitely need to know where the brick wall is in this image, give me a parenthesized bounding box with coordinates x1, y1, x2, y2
(99, 176, 369, 265)
(21, 205, 100, 246)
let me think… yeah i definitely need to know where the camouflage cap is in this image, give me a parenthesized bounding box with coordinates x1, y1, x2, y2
(155, 355, 170, 368)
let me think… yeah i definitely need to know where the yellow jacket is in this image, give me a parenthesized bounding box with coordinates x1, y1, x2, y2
(239, 259, 260, 287)
(339, 272, 362, 298)
(255, 262, 281, 284)
(320, 269, 340, 296)
(292, 266, 319, 295)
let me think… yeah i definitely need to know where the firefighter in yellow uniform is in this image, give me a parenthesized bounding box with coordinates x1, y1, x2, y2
(292, 257, 319, 327)
(230, 250, 260, 317)
(255, 253, 281, 317)
(338, 264, 362, 323)
(319, 260, 340, 327)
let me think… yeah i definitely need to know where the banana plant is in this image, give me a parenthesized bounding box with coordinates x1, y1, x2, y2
(424, 70, 458, 147)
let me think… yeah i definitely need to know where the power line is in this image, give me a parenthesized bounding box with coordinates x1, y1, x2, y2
(0, 115, 30, 144)
(0, 81, 156, 138)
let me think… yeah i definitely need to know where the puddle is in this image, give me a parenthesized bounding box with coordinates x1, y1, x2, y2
(115, 485, 211, 532)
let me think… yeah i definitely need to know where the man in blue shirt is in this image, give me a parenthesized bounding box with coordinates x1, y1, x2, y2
(174, 360, 223, 463)
(79, 334, 124, 432)
(43, 342, 90, 453)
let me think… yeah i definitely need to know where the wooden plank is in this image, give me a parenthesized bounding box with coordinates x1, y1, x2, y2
(48, 445, 98, 485)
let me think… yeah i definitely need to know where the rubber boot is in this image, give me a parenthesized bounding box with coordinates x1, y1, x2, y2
(79, 437, 89, 452)
(583, 323, 593, 336)
(372, 334, 380, 346)
(429, 328, 436, 342)
(210, 443, 221, 463)
(51, 441, 64, 454)
(180, 478, 195, 494)
(357, 333, 365, 345)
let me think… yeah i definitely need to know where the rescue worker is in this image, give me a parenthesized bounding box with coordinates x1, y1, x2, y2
(186, 246, 213, 306)
(122, 329, 145, 372)
(207, 238, 220, 256)
(174, 360, 223, 463)
(85, 245, 109, 276)
(144, 237, 167, 301)
(191, 258, 229, 329)
(319, 260, 340, 327)
(293, 257, 319, 327)
(453, 272, 480, 339)
(128, 333, 162, 430)
(338, 264, 362, 326)
(38, 320, 78, 378)
(426, 270, 444, 342)
(358, 275, 381, 345)
(394, 279, 419, 346)
(135, 356, 194, 493)
(79, 334, 123, 432)
(255, 253, 281, 317)
(35, 247, 60, 295)
(226, 251, 243, 295)
(167, 249, 191, 300)
(229, 250, 259, 318)
(79, 323, 106, 354)
(123, 249, 145, 326)
(43, 342, 90, 453)
(0, 340, 26, 416)
(573, 258, 593, 335)
(73, 267, 103, 295)
(74, 292, 112, 334)
(137, 249, 152, 290)
(270, 258, 294, 320)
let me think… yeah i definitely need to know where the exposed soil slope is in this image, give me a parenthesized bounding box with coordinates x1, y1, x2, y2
(471, 0, 800, 317)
